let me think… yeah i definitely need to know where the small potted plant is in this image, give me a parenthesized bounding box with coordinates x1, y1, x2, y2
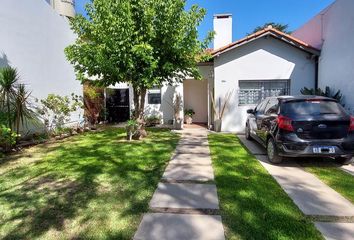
(184, 109, 195, 125)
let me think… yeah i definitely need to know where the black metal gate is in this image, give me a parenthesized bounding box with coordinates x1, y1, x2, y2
(106, 88, 130, 123)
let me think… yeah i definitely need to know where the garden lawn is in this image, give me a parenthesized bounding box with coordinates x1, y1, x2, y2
(304, 166, 354, 203)
(0, 128, 179, 240)
(208, 134, 323, 240)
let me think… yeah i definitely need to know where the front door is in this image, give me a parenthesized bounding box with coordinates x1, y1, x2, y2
(106, 88, 130, 123)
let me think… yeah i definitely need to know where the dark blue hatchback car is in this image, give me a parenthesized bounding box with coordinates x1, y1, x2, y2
(245, 95, 354, 165)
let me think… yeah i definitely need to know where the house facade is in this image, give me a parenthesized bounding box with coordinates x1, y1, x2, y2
(109, 14, 319, 132)
(293, 0, 354, 115)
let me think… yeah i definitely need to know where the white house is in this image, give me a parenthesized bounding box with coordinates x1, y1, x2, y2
(293, 0, 354, 115)
(111, 14, 319, 132)
(0, 0, 83, 125)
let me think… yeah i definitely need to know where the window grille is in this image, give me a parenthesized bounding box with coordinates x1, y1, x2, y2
(238, 80, 290, 105)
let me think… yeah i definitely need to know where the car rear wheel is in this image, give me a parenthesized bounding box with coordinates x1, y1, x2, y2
(245, 124, 252, 140)
(267, 138, 283, 164)
(335, 156, 354, 165)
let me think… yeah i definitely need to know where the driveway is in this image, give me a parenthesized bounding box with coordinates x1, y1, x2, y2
(238, 135, 354, 240)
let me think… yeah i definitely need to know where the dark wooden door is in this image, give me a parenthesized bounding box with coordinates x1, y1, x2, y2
(106, 88, 130, 123)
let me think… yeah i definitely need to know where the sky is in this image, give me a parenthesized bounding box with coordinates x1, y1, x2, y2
(75, 0, 334, 42)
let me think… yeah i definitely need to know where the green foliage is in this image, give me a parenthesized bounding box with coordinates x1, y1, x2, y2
(300, 86, 344, 106)
(36, 94, 82, 132)
(0, 128, 179, 239)
(0, 124, 18, 151)
(145, 115, 161, 127)
(184, 109, 195, 117)
(251, 22, 291, 34)
(208, 134, 323, 239)
(0, 66, 36, 136)
(14, 84, 37, 134)
(0, 66, 19, 128)
(83, 82, 104, 125)
(65, 0, 213, 120)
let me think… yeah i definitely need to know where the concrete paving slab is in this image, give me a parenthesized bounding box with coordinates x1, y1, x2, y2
(134, 213, 225, 240)
(170, 153, 212, 165)
(175, 144, 210, 154)
(256, 155, 354, 216)
(162, 163, 214, 181)
(178, 138, 209, 146)
(238, 135, 266, 155)
(315, 222, 354, 240)
(149, 183, 219, 210)
(340, 163, 354, 176)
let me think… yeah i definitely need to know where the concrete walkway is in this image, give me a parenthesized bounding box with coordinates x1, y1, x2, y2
(238, 135, 354, 240)
(134, 128, 225, 240)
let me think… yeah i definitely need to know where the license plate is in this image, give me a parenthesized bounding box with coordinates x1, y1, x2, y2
(313, 146, 335, 154)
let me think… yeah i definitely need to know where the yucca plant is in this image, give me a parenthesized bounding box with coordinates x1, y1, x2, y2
(0, 66, 19, 129)
(14, 84, 36, 135)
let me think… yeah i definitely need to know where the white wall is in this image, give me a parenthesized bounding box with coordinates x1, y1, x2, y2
(110, 82, 184, 124)
(294, 0, 354, 115)
(295, 0, 354, 115)
(214, 37, 316, 132)
(184, 80, 208, 123)
(0, 0, 83, 125)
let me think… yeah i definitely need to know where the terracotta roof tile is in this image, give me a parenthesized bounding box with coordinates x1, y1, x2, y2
(211, 26, 320, 56)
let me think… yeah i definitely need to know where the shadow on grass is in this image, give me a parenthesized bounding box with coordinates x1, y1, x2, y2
(0, 128, 179, 239)
(208, 134, 323, 240)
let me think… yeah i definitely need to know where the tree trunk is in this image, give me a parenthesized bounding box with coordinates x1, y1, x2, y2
(132, 86, 148, 139)
(6, 96, 12, 130)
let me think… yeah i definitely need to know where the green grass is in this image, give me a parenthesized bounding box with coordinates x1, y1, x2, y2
(208, 134, 323, 240)
(304, 166, 354, 203)
(0, 127, 179, 240)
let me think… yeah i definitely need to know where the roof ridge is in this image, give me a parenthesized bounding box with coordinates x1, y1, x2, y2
(212, 27, 319, 56)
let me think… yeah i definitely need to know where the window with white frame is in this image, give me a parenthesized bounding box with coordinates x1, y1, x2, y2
(238, 80, 290, 105)
(148, 86, 161, 104)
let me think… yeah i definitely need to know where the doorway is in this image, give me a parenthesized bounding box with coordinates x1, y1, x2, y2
(106, 88, 130, 123)
(183, 79, 208, 123)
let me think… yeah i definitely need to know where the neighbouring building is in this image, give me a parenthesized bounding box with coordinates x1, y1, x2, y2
(293, 0, 354, 115)
(0, 0, 83, 126)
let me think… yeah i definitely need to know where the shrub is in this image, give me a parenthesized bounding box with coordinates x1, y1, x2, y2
(0, 124, 18, 152)
(184, 109, 195, 117)
(36, 94, 82, 134)
(145, 115, 161, 127)
(301, 86, 345, 106)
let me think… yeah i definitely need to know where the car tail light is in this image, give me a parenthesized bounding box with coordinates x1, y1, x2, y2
(277, 115, 294, 132)
(349, 116, 354, 132)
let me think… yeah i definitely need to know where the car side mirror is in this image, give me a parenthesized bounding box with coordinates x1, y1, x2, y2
(247, 109, 255, 114)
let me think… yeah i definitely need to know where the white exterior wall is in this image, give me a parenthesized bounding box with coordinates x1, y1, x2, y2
(295, 0, 354, 115)
(183, 65, 214, 124)
(111, 65, 213, 125)
(214, 37, 316, 132)
(110, 83, 184, 124)
(0, 0, 83, 125)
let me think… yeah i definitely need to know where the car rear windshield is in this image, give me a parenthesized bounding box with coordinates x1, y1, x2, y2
(281, 100, 346, 116)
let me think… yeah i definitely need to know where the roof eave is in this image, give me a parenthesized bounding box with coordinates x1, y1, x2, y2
(211, 29, 320, 58)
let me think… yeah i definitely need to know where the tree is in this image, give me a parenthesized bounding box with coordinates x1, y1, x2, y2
(65, 0, 212, 129)
(251, 22, 291, 34)
(14, 84, 36, 135)
(0, 66, 18, 128)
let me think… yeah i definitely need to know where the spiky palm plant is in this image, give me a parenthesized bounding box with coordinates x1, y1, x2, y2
(0, 66, 19, 128)
(14, 84, 36, 135)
